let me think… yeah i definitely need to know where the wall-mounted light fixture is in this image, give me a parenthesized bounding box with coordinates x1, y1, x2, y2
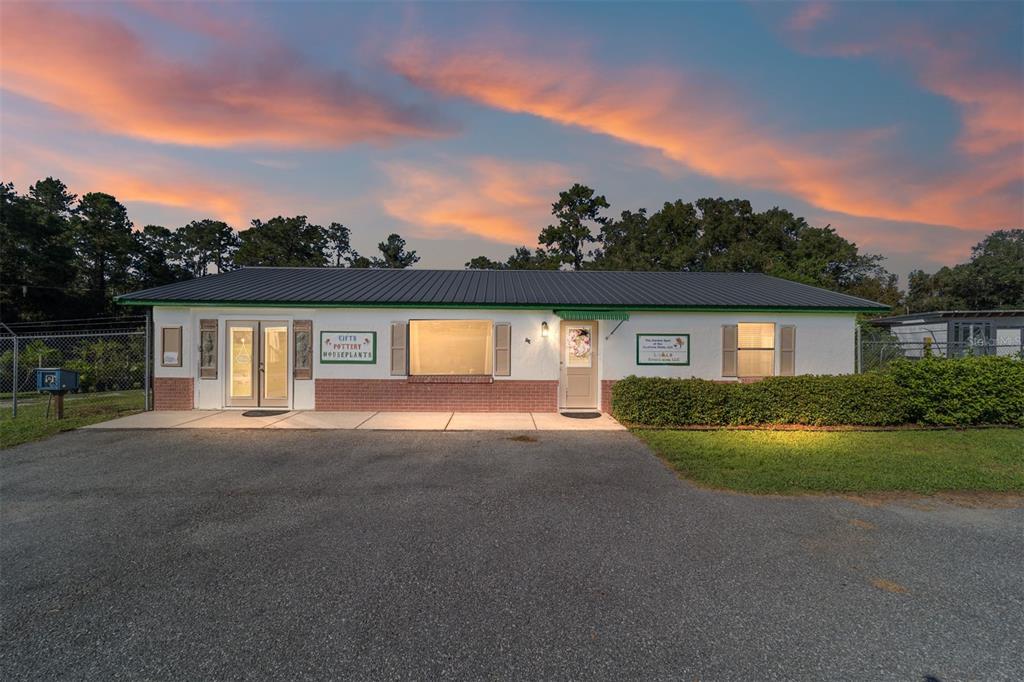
(541, 321, 549, 338)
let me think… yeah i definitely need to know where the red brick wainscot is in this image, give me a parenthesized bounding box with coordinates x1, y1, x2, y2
(601, 380, 617, 414)
(153, 377, 194, 410)
(316, 378, 559, 412)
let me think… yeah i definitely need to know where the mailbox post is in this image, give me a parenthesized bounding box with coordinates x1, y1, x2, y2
(36, 368, 80, 419)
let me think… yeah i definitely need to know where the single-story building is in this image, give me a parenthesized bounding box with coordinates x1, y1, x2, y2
(117, 268, 887, 412)
(870, 310, 1024, 358)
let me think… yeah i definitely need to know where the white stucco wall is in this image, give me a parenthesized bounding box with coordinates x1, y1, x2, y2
(152, 307, 193, 381)
(313, 308, 559, 381)
(154, 306, 320, 410)
(599, 311, 856, 380)
(153, 306, 858, 409)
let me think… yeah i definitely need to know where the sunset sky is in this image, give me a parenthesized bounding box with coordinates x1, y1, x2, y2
(2, 1, 1021, 277)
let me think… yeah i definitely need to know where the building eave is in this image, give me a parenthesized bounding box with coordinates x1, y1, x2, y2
(118, 298, 880, 314)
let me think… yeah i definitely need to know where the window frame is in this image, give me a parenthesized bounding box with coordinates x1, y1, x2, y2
(161, 326, 183, 368)
(407, 319, 495, 377)
(736, 322, 776, 378)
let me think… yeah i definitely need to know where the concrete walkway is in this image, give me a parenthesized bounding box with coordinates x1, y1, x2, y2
(85, 410, 625, 431)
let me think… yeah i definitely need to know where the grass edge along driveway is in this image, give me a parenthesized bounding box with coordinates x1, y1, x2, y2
(634, 428, 1024, 495)
(0, 391, 143, 449)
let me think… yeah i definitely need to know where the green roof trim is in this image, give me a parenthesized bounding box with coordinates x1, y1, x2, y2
(555, 309, 630, 321)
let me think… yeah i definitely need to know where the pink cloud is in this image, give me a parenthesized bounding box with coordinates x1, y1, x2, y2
(786, 2, 834, 32)
(390, 39, 1021, 232)
(380, 157, 570, 244)
(0, 4, 450, 149)
(5, 140, 267, 229)
(813, 211, 981, 265)
(779, 6, 1023, 158)
(132, 0, 265, 43)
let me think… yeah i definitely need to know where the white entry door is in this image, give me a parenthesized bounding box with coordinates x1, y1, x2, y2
(226, 321, 289, 408)
(560, 321, 598, 409)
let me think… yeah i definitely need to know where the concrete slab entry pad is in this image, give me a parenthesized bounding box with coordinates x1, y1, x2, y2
(82, 409, 621, 431)
(358, 411, 453, 430)
(446, 412, 536, 431)
(267, 411, 376, 429)
(176, 410, 294, 429)
(531, 412, 626, 431)
(84, 411, 220, 429)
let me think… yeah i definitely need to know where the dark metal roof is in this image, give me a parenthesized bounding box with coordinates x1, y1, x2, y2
(118, 267, 888, 311)
(871, 309, 1024, 325)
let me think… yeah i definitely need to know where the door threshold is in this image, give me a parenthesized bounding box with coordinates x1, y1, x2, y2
(218, 407, 294, 411)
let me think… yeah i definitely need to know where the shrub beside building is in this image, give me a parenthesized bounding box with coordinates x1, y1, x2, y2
(612, 356, 1024, 427)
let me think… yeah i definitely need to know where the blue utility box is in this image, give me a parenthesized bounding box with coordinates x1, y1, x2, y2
(36, 368, 80, 393)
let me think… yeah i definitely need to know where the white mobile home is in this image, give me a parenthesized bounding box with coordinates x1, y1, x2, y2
(118, 269, 886, 412)
(870, 310, 1024, 358)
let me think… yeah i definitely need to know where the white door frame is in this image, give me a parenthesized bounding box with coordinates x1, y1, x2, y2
(559, 320, 599, 410)
(223, 319, 291, 409)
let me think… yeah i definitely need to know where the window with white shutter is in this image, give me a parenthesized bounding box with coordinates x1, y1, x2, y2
(494, 323, 511, 376)
(779, 325, 796, 376)
(722, 325, 738, 377)
(390, 322, 407, 376)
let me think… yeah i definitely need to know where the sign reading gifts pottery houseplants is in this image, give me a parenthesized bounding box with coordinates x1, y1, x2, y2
(321, 331, 376, 364)
(636, 333, 690, 365)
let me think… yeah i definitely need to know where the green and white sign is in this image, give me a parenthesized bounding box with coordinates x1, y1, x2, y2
(636, 333, 690, 365)
(321, 331, 376, 364)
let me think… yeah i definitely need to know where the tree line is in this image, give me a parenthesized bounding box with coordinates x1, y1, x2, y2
(465, 183, 1022, 314)
(1, 178, 419, 321)
(2, 177, 1020, 323)
(904, 230, 1023, 312)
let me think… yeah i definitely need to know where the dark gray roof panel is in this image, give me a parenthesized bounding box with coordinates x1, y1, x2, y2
(118, 267, 888, 310)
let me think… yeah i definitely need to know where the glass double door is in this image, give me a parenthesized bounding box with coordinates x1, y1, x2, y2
(226, 321, 289, 408)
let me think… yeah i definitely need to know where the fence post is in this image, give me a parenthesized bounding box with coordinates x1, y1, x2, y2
(11, 334, 17, 418)
(855, 325, 861, 374)
(144, 309, 151, 412)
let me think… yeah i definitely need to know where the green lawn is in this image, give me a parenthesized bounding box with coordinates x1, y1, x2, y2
(1, 391, 144, 449)
(635, 428, 1024, 495)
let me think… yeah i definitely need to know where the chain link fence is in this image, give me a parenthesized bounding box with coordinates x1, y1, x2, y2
(857, 337, 1024, 373)
(1, 317, 150, 419)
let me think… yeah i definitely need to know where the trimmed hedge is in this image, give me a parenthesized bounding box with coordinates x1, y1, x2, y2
(886, 356, 1024, 427)
(612, 355, 1024, 427)
(612, 374, 909, 427)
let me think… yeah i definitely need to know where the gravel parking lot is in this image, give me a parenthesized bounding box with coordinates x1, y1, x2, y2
(2, 429, 1022, 680)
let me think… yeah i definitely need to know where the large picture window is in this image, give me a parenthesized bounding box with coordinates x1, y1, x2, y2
(409, 320, 493, 376)
(737, 322, 775, 377)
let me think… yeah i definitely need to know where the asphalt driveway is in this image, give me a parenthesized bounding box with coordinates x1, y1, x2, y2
(2, 429, 1022, 680)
